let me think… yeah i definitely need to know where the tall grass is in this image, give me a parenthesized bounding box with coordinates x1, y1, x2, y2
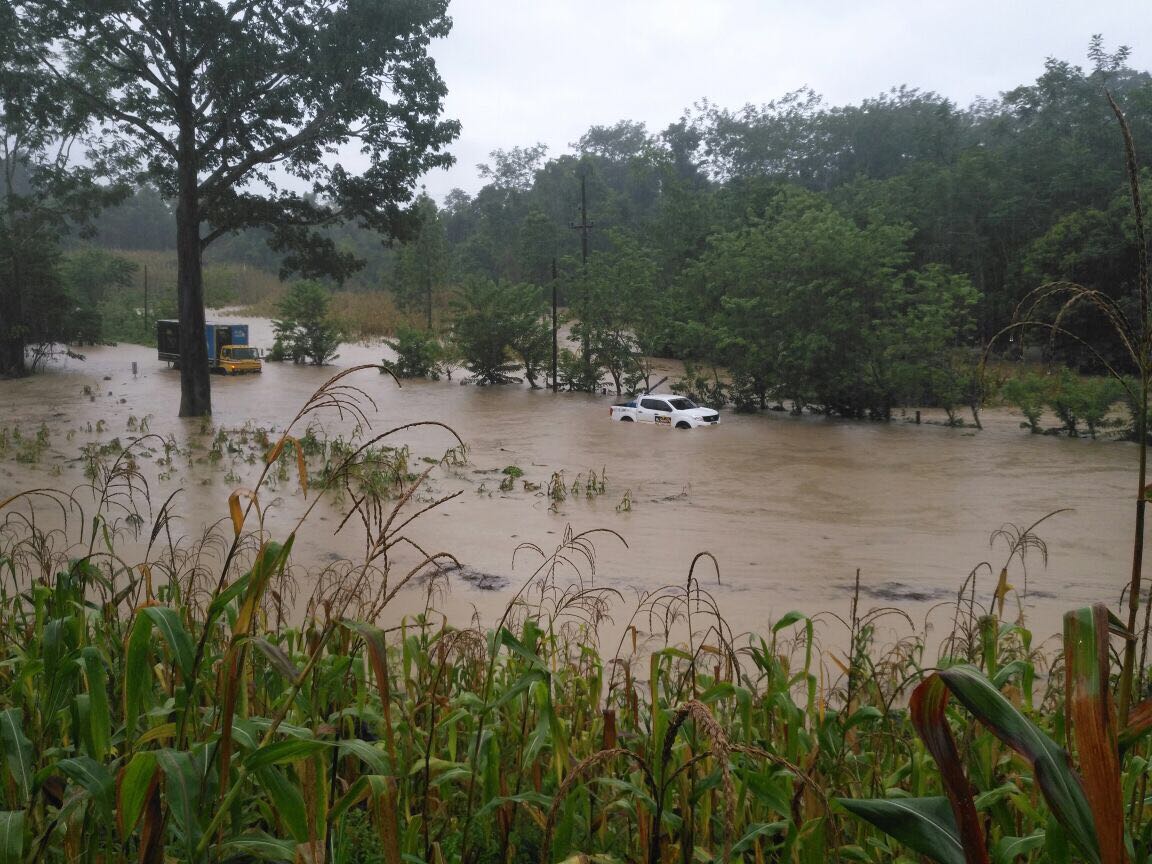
(3, 367, 1152, 863)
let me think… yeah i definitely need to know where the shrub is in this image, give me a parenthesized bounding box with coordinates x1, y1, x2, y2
(1001, 373, 1049, 433)
(273, 280, 342, 365)
(382, 325, 445, 379)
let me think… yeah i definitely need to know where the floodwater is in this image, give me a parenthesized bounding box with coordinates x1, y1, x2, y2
(0, 315, 1141, 652)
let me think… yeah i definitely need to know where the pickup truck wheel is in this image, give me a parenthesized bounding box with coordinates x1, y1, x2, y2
(620, 416, 634, 422)
(675, 421, 692, 429)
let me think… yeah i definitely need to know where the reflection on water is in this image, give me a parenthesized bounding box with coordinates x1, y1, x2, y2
(0, 316, 1140, 646)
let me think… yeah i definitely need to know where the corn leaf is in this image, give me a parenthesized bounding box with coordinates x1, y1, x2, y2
(218, 834, 295, 862)
(938, 664, 1100, 864)
(1119, 698, 1152, 754)
(0, 811, 23, 864)
(57, 756, 113, 824)
(910, 673, 989, 864)
(228, 490, 245, 536)
(837, 796, 966, 864)
(0, 709, 33, 807)
(156, 749, 202, 859)
(116, 751, 158, 840)
(252, 638, 301, 681)
(123, 612, 153, 741)
(344, 621, 397, 762)
(993, 831, 1046, 864)
(254, 766, 309, 844)
(81, 647, 110, 762)
(140, 606, 194, 680)
(206, 572, 252, 623)
(244, 738, 327, 770)
(1063, 605, 1125, 864)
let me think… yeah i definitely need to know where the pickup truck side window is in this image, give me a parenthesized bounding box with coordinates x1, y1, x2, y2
(641, 399, 672, 412)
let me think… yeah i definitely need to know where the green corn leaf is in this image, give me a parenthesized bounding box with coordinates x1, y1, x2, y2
(244, 738, 327, 770)
(338, 739, 389, 775)
(0, 811, 24, 864)
(993, 832, 1046, 864)
(329, 774, 398, 822)
(123, 612, 153, 742)
(343, 621, 397, 762)
(938, 664, 1100, 864)
(57, 756, 113, 824)
(141, 607, 195, 680)
(81, 647, 111, 761)
(731, 821, 790, 855)
(498, 628, 546, 670)
(254, 766, 308, 843)
(207, 571, 252, 622)
(155, 749, 201, 858)
(116, 751, 158, 840)
(772, 610, 808, 633)
(0, 710, 33, 807)
(472, 790, 551, 822)
(234, 539, 292, 638)
(837, 797, 966, 864)
(218, 834, 295, 862)
(252, 638, 301, 681)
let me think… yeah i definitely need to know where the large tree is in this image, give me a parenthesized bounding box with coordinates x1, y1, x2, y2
(17, 0, 458, 414)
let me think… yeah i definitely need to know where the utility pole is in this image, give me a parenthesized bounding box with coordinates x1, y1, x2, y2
(569, 165, 594, 367)
(143, 265, 149, 324)
(569, 166, 593, 266)
(551, 258, 558, 392)
(426, 271, 432, 331)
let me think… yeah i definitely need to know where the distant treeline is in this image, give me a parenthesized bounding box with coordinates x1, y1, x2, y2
(87, 43, 1152, 416)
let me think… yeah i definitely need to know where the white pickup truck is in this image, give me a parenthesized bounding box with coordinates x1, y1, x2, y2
(609, 394, 720, 428)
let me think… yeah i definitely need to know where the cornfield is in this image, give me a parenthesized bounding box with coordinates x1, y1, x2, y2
(2, 366, 1151, 864)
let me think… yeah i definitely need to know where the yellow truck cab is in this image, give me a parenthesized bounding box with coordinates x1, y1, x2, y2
(217, 344, 262, 374)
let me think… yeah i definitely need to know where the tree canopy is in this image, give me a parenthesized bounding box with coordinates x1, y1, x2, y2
(10, 0, 458, 412)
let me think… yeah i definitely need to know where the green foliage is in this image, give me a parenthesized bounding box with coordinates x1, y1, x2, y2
(393, 194, 448, 325)
(14, 0, 457, 412)
(274, 281, 342, 366)
(451, 279, 549, 385)
(675, 186, 970, 418)
(566, 234, 659, 394)
(1001, 374, 1050, 433)
(382, 325, 446, 380)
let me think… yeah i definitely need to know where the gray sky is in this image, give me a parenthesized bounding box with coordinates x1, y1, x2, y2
(419, 0, 1147, 201)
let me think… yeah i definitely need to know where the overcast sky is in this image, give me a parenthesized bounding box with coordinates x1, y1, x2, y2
(418, 0, 1147, 201)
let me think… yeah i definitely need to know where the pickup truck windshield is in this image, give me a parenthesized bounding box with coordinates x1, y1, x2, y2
(227, 347, 258, 359)
(667, 397, 698, 410)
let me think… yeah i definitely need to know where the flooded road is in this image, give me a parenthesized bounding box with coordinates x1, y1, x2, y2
(0, 316, 1140, 650)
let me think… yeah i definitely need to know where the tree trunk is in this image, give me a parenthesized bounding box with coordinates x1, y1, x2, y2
(175, 101, 210, 417)
(0, 279, 26, 377)
(0, 202, 27, 378)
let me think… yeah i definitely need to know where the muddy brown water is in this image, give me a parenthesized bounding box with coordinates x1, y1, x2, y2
(0, 315, 1141, 655)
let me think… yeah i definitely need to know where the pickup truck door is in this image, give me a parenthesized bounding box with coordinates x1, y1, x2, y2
(638, 397, 673, 425)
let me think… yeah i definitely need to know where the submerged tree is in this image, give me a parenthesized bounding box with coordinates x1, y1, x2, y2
(272, 281, 341, 366)
(15, 0, 458, 414)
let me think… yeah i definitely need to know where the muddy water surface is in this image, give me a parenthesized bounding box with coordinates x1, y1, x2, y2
(0, 317, 1140, 649)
